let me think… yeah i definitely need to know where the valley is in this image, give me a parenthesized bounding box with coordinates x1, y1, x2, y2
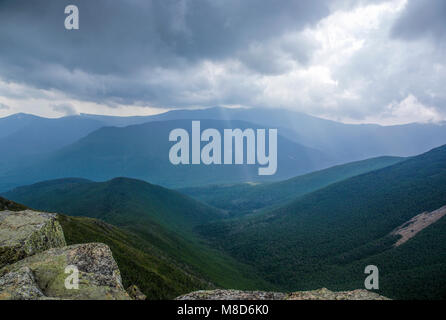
(180, 156, 404, 215)
(195, 145, 446, 299)
(2, 178, 271, 292)
(1, 108, 446, 300)
(2, 0, 446, 304)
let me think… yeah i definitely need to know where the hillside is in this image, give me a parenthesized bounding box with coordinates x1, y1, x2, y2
(3, 177, 271, 291)
(57, 214, 211, 299)
(181, 156, 403, 214)
(198, 145, 446, 299)
(0, 196, 27, 211)
(0, 196, 211, 299)
(0, 119, 333, 192)
(4, 177, 224, 234)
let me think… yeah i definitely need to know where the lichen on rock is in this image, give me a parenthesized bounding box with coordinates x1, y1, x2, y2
(0, 266, 45, 300)
(176, 288, 390, 300)
(0, 243, 131, 300)
(286, 288, 390, 300)
(0, 210, 66, 268)
(176, 289, 287, 300)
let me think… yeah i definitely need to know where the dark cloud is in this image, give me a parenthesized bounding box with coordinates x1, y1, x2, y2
(0, 0, 444, 124)
(391, 0, 446, 42)
(0, 0, 336, 105)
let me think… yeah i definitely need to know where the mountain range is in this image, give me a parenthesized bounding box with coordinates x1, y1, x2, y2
(3, 108, 446, 161)
(2, 107, 446, 191)
(0, 119, 333, 191)
(1, 107, 446, 299)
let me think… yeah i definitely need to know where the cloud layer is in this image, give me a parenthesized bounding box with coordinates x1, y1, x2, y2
(0, 0, 445, 124)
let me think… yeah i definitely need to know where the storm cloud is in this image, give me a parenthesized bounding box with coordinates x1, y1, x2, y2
(0, 0, 445, 124)
(391, 0, 446, 42)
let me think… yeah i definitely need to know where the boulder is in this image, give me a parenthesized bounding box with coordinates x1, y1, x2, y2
(0, 210, 66, 268)
(0, 267, 45, 300)
(0, 243, 131, 300)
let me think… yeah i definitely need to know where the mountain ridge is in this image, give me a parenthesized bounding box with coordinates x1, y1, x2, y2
(3, 107, 446, 163)
(0, 119, 333, 192)
(197, 144, 446, 299)
(181, 155, 404, 214)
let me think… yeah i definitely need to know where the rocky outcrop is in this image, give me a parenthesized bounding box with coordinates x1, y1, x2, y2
(0, 209, 133, 300)
(0, 210, 66, 268)
(176, 288, 390, 300)
(0, 267, 46, 300)
(287, 288, 390, 300)
(177, 289, 287, 300)
(0, 243, 130, 300)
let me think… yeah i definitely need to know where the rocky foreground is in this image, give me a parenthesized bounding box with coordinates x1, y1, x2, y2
(176, 288, 389, 300)
(1, 207, 389, 300)
(0, 209, 143, 300)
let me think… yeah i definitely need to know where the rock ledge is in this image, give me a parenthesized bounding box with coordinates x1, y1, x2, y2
(176, 288, 390, 300)
(0, 210, 66, 268)
(0, 209, 132, 300)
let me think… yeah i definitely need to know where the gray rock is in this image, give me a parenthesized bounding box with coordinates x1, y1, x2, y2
(287, 288, 390, 300)
(0, 266, 45, 300)
(176, 288, 390, 300)
(176, 289, 287, 300)
(0, 243, 131, 300)
(0, 210, 66, 268)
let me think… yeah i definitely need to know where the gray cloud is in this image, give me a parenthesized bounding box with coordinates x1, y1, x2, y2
(0, 0, 333, 104)
(391, 0, 446, 42)
(0, 0, 445, 124)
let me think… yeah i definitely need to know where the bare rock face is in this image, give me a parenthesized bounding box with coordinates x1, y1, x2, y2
(0, 243, 131, 300)
(0, 210, 66, 268)
(176, 288, 389, 300)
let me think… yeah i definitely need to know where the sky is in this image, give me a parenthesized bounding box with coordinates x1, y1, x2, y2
(0, 0, 445, 125)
